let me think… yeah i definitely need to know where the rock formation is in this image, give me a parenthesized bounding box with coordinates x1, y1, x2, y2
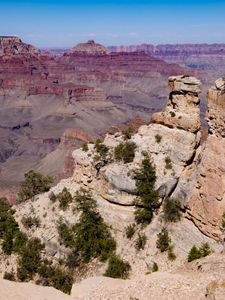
(1, 75, 225, 299)
(0, 36, 39, 56)
(207, 77, 225, 137)
(173, 77, 225, 240)
(0, 37, 192, 193)
(108, 43, 225, 73)
(68, 40, 108, 56)
(152, 75, 201, 133)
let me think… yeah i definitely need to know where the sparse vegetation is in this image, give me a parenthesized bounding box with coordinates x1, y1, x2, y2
(94, 139, 109, 159)
(21, 216, 40, 229)
(58, 188, 116, 267)
(187, 243, 211, 262)
(4, 271, 15, 281)
(156, 228, 171, 252)
(0, 197, 27, 255)
(152, 262, 159, 272)
(125, 223, 136, 239)
(163, 197, 182, 222)
(82, 143, 89, 152)
(135, 233, 147, 251)
(114, 141, 136, 163)
(170, 111, 176, 117)
(165, 156, 173, 170)
(155, 134, 162, 143)
(38, 261, 73, 294)
(17, 238, 44, 281)
(17, 170, 53, 202)
(122, 127, 133, 140)
(134, 153, 159, 225)
(104, 255, 131, 279)
(57, 187, 73, 211)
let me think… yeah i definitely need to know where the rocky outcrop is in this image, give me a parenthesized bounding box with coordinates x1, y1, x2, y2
(151, 75, 201, 133)
(207, 77, 225, 137)
(170, 78, 225, 240)
(72, 75, 201, 206)
(0, 36, 39, 56)
(68, 40, 108, 56)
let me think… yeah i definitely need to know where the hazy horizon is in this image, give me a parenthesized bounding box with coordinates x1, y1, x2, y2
(0, 0, 225, 47)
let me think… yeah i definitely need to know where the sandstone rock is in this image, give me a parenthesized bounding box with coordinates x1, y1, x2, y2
(207, 78, 225, 137)
(102, 163, 137, 194)
(152, 76, 201, 133)
(215, 77, 225, 91)
(182, 135, 225, 240)
(168, 75, 201, 93)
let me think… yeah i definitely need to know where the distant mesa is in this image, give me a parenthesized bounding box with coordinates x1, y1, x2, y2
(0, 35, 38, 56)
(68, 40, 108, 56)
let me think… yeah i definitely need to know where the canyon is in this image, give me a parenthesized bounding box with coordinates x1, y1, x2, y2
(1, 75, 225, 299)
(0, 37, 192, 195)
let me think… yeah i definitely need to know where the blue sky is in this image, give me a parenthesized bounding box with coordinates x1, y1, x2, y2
(0, 0, 225, 47)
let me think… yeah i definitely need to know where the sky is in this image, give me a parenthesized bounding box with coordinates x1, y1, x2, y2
(0, 0, 225, 47)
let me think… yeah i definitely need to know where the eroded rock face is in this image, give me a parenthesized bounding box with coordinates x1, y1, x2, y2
(0, 36, 39, 56)
(151, 75, 201, 133)
(172, 78, 225, 240)
(207, 77, 225, 137)
(72, 76, 201, 206)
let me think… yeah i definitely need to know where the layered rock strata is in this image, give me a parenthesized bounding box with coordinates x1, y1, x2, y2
(174, 77, 225, 239)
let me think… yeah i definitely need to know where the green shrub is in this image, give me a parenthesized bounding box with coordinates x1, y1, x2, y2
(163, 198, 182, 222)
(57, 221, 74, 248)
(165, 157, 173, 170)
(21, 216, 40, 229)
(187, 245, 201, 262)
(17, 170, 53, 202)
(152, 262, 159, 272)
(59, 188, 116, 265)
(3, 271, 15, 281)
(155, 134, 162, 143)
(187, 243, 211, 262)
(122, 127, 133, 140)
(170, 111, 176, 117)
(38, 262, 73, 294)
(17, 238, 44, 281)
(2, 216, 20, 255)
(200, 243, 211, 257)
(156, 228, 171, 252)
(114, 141, 136, 163)
(125, 223, 136, 239)
(73, 188, 97, 212)
(135, 233, 147, 251)
(58, 187, 73, 211)
(0, 198, 27, 255)
(94, 139, 109, 159)
(134, 154, 159, 225)
(82, 143, 89, 152)
(71, 210, 116, 263)
(104, 255, 131, 279)
(12, 231, 27, 253)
